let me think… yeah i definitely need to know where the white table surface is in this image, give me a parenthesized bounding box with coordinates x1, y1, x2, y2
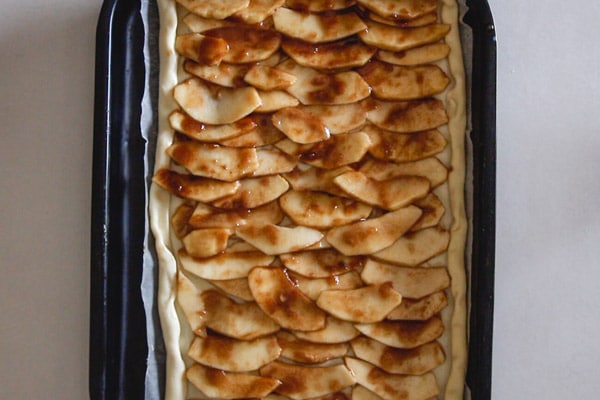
(1, 0, 599, 399)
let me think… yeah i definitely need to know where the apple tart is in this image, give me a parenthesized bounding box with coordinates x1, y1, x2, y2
(150, 0, 468, 399)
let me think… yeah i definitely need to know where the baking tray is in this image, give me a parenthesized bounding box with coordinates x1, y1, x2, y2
(90, 1, 496, 399)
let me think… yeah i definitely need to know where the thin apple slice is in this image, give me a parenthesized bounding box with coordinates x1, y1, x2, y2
(376, 43, 451, 66)
(411, 193, 445, 231)
(326, 206, 422, 255)
(300, 103, 367, 134)
(334, 170, 430, 210)
(171, 203, 194, 239)
(272, 107, 330, 144)
(183, 60, 249, 88)
(273, 8, 366, 43)
(253, 149, 297, 177)
(248, 267, 327, 331)
(237, 224, 323, 255)
(303, 238, 333, 250)
(360, 259, 450, 299)
(358, 62, 450, 101)
(294, 316, 360, 343)
(187, 364, 280, 399)
(183, 14, 235, 32)
(277, 331, 348, 363)
(255, 90, 301, 113)
(366, 98, 448, 133)
(357, 0, 437, 20)
(180, 250, 275, 280)
(209, 278, 254, 301)
(359, 20, 451, 52)
(245, 65, 297, 91)
(280, 249, 366, 278)
(177, 272, 209, 335)
(285, 0, 356, 12)
(169, 110, 256, 142)
(260, 361, 356, 400)
(352, 385, 385, 400)
(176, 0, 249, 19)
(365, 125, 447, 162)
(373, 226, 450, 266)
(280, 190, 372, 229)
(173, 78, 261, 125)
(359, 157, 448, 188)
(282, 38, 376, 70)
(188, 334, 281, 372)
(233, 0, 285, 24)
(182, 228, 232, 258)
(219, 114, 285, 147)
(387, 291, 448, 321)
(212, 175, 290, 209)
(367, 10, 438, 28)
(291, 271, 363, 300)
(283, 166, 352, 196)
(153, 169, 240, 202)
(345, 357, 439, 400)
(203, 26, 282, 63)
(355, 316, 444, 349)
(276, 132, 371, 169)
(175, 33, 229, 65)
(189, 201, 284, 230)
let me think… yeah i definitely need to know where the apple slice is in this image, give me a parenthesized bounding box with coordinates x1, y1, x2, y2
(203, 26, 281, 63)
(351, 337, 445, 375)
(248, 267, 327, 331)
(357, 0, 437, 20)
(360, 259, 450, 299)
(183, 60, 249, 88)
(277, 331, 348, 363)
(280, 249, 366, 278)
(411, 193, 445, 231)
(255, 90, 300, 113)
(272, 107, 330, 144)
(291, 271, 363, 300)
(219, 114, 285, 147)
(233, 0, 284, 24)
(188, 334, 281, 372)
(387, 291, 448, 321)
(260, 361, 355, 400)
(175, 33, 229, 66)
(171, 203, 194, 239)
(189, 201, 284, 230)
(366, 98, 448, 133)
(169, 111, 256, 142)
(187, 364, 280, 399)
(355, 316, 444, 349)
(177, 272, 209, 335)
(344, 357, 439, 400)
(182, 228, 232, 258)
(373, 226, 450, 266)
(237, 224, 323, 255)
(282, 38, 376, 70)
(293, 316, 360, 343)
(299, 103, 367, 134)
(212, 175, 290, 209)
(180, 250, 275, 280)
(209, 278, 254, 301)
(367, 11, 438, 28)
(176, 0, 249, 19)
(285, 0, 356, 12)
(303, 238, 333, 251)
(283, 166, 352, 196)
(153, 169, 240, 202)
(273, 8, 366, 43)
(183, 14, 235, 32)
(253, 149, 297, 176)
(365, 125, 447, 162)
(359, 20, 451, 52)
(334, 171, 430, 210)
(358, 62, 450, 101)
(352, 385, 385, 400)
(359, 157, 448, 188)
(173, 78, 261, 125)
(244, 65, 297, 91)
(326, 206, 422, 255)
(376, 43, 451, 66)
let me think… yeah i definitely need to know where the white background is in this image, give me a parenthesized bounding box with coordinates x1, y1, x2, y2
(1, 0, 599, 399)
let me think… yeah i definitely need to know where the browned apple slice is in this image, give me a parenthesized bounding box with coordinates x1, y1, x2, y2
(175, 33, 229, 65)
(255, 90, 301, 113)
(294, 316, 360, 343)
(219, 114, 285, 147)
(276, 132, 371, 169)
(273, 8, 366, 43)
(367, 10, 438, 28)
(280, 190, 372, 229)
(277, 331, 348, 363)
(171, 203, 194, 239)
(176, 0, 250, 19)
(253, 149, 298, 176)
(303, 238, 333, 251)
(344, 357, 439, 400)
(169, 111, 256, 142)
(387, 291, 448, 321)
(153, 169, 240, 202)
(203, 26, 281, 64)
(212, 175, 290, 209)
(189, 201, 284, 230)
(209, 278, 254, 301)
(359, 20, 451, 52)
(300, 103, 367, 134)
(373, 226, 450, 266)
(376, 43, 451, 66)
(326, 206, 422, 255)
(316, 283, 402, 323)
(248, 267, 327, 331)
(412, 193, 445, 231)
(285, 0, 356, 12)
(202, 290, 280, 339)
(180, 250, 275, 280)
(188, 334, 281, 372)
(187, 364, 280, 399)
(177, 272, 209, 335)
(183, 60, 249, 88)
(183, 13, 235, 32)
(278, 60, 371, 105)
(282, 38, 376, 70)
(260, 361, 356, 399)
(357, 0, 437, 20)
(237, 224, 323, 255)
(280, 249, 366, 278)
(173, 78, 261, 125)
(351, 337, 445, 375)
(358, 62, 450, 101)
(354, 316, 444, 349)
(352, 385, 385, 400)
(366, 98, 448, 133)
(360, 259, 450, 298)
(365, 125, 447, 162)
(232, 0, 285, 24)
(182, 228, 232, 258)
(334, 171, 430, 210)
(272, 107, 330, 144)
(291, 271, 363, 300)
(359, 157, 448, 188)
(283, 166, 352, 195)
(244, 65, 297, 90)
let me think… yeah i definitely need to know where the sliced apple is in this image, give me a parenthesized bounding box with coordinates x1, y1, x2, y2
(280, 249, 366, 278)
(300, 103, 367, 134)
(237, 224, 323, 255)
(376, 43, 451, 66)
(303, 238, 333, 251)
(291, 271, 363, 300)
(169, 111, 256, 142)
(334, 170, 430, 210)
(355, 316, 444, 349)
(283, 166, 352, 196)
(244, 65, 297, 91)
(182, 228, 232, 258)
(359, 157, 448, 188)
(366, 98, 448, 133)
(282, 38, 376, 70)
(176, 0, 250, 19)
(352, 385, 385, 400)
(248, 267, 327, 331)
(273, 8, 366, 43)
(255, 90, 301, 113)
(272, 107, 331, 144)
(253, 148, 298, 176)
(183, 60, 249, 88)
(357, 0, 437, 20)
(212, 175, 290, 209)
(175, 33, 229, 66)
(277, 331, 348, 363)
(326, 206, 422, 255)
(367, 10, 438, 28)
(360, 259, 450, 299)
(387, 291, 448, 321)
(285, 0, 356, 12)
(293, 316, 360, 343)
(359, 20, 451, 52)
(177, 272, 209, 335)
(344, 357, 439, 400)
(171, 203, 194, 239)
(173, 78, 261, 125)
(260, 361, 356, 400)
(183, 13, 235, 32)
(219, 114, 285, 147)
(233, 0, 285, 24)
(187, 364, 280, 399)
(189, 201, 284, 230)
(153, 168, 240, 202)
(365, 126, 447, 162)
(209, 278, 254, 301)
(411, 193, 445, 231)
(373, 226, 450, 266)
(180, 250, 275, 280)
(203, 26, 281, 63)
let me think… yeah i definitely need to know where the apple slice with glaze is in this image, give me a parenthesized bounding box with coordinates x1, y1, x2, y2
(359, 20, 451, 52)
(367, 10, 438, 28)
(299, 103, 367, 134)
(203, 26, 282, 64)
(212, 175, 290, 209)
(282, 38, 376, 70)
(181, 228, 232, 258)
(237, 224, 323, 255)
(373, 226, 450, 266)
(283, 166, 353, 196)
(232, 0, 285, 24)
(153, 169, 240, 202)
(189, 201, 284, 230)
(253, 148, 298, 176)
(186, 364, 280, 399)
(293, 316, 360, 343)
(180, 250, 275, 280)
(273, 8, 366, 43)
(280, 249, 366, 278)
(176, 272, 210, 336)
(209, 278, 254, 301)
(387, 291, 448, 321)
(291, 271, 363, 300)
(376, 43, 451, 66)
(359, 157, 448, 188)
(366, 98, 448, 133)
(244, 65, 297, 90)
(176, 0, 249, 19)
(411, 193, 446, 231)
(255, 90, 300, 113)
(277, 331, 349, 364)
(183, 14, 235, 32)
(365, 125, 447, 162)
(169, 111, 256, 142)
(175, 33, 229, 66)
(183, 60, 248, 88)
(354, 316, 444, 349)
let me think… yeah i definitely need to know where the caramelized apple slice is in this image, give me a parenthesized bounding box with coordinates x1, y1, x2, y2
(176, 0, 250, 19)
(361, 259, 450, 299)
(180, 250, 275, 280)
(248, 267, 327, 331)
(285, 0, 356, 12)
(175, 33, 229, 65)
(188, 334, 281, 372)
(357, 0, 437, 20)
(334, 171, 430, 210)
(255, 90, 301, 113)
(187, 364, 280, 399)
(253, 149, 297, 176)
(233, 0, 285, 24)
(219, 115, 285, 147)
(273, 8, 366, 43)
(283, 166, 353, 195)
(282, 38, 376, 70)
(237, 224, 323, 255)
(359, 158, 448, 188)
(326, 206, 422, 255)
(209, 278, 254, 301)
(212, 175, 290, 209)
(366, 98, 448, 133)
(203, 26, 282, 63)
(300, 103, 367, 134)
(367, 10, 438, 28)
(245, 65, 297, 90)
(291, 271, 363, 300)
(376, 43, 451, 66)
(344, 357, 439, 400)
(183, 14, 235, 32)
(280, 250, 366, 278)
(153, 169, 240, 202)
(173, 78, 261, 125)
(183, 60, 249, 88)
(316, 283, 402, 323)
(387, 291, 448, 321)
(355, 316, 444, 349)
(260, 361, 355, 399)
(373, 226, 450, 266)
(177, 272, 209, 335)
(352, 385, 385, 400)
(359, 20, 451, 52)
(277, 331, 348, 363)
(182, 228, 232, 258)
(171, 203, 195, 239)
(169, 111, 256, 142)
(365, 126, 447, 162)
(272, 107, 330, 144)
(294, 316, 360, 343)
(412, 193, 445, 231)
(189, 201, 284, 229)
(280, 190, 372, 229)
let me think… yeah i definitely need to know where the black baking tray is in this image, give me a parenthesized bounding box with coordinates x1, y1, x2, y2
(90, 1, 496, 399)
